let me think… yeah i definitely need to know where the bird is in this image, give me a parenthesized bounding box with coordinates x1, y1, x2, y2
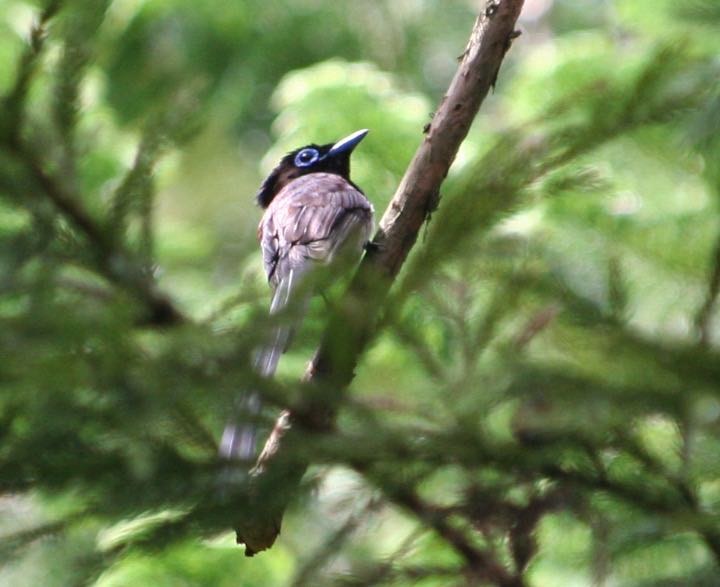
(219, 129, 374, 461)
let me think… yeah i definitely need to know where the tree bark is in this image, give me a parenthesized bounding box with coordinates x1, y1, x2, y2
(236, 0, 526, 555)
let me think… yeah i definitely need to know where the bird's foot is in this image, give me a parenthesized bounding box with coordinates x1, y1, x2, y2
(364, 240, 380, 253)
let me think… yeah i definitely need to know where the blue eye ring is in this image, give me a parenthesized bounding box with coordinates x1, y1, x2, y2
(294, 148, 320, 168)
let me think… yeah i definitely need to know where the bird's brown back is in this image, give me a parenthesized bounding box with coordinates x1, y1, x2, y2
(258, 173, 374, 289)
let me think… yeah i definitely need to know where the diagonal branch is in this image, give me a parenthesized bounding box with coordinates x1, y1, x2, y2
(307, 1, 525, 385)
(235, 0, 526, 556)
(6, 138, 185, 326)
(308, 0, 525, 402)
(389, 488, 521, 586)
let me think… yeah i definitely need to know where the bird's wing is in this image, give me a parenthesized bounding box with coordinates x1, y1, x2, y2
(259, 173, 374, 289)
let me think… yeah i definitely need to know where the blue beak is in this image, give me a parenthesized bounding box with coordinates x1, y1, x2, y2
(327, 129, 369, 157)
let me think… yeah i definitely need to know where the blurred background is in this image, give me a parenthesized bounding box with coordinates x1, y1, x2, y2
(1, 0, 720, 585)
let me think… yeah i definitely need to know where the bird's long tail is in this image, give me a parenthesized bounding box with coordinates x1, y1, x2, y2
(219, 269, 303, 461)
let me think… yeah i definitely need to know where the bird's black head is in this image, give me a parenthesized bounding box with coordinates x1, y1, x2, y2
(256, 129, 368, 208)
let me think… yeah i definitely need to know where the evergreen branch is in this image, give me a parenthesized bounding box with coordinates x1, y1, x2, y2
(300, 409, 717, 569)
(51, 0, 111, 192)
(13, 138, 108, 247)
(348, 420, 720, 568)
(676, 0, 720, 23)
(0, 511, 86, 562)
(6, 138, 185, 325)
(2, 0, 63, 141)
(383, 487, 522, 587)
(395, 46, 709, 299)
(542, 462, 720, 564)
(290, 497, 383, 587)
(328, 531, 428, 587)
(52, 0, 110, 142)
(1, 1, 188, 326)
(390, 564, 463, 583)
(390, 318, 448, 381)
(110, 89, 202, 261)
(109, 129, 164, 261)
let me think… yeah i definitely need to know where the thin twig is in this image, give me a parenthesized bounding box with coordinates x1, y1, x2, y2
(2, 0, 63, 141)
(389, 488, 520, 587)
(290, 497, 383, 587)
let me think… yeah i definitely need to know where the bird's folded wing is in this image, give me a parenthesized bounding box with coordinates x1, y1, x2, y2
(259, 173, 374, 289)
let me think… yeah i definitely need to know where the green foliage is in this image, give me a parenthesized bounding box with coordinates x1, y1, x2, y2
(1, 0, 720, 586)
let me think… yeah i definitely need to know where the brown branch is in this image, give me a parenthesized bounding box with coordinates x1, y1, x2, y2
(309, 0, 524, 385)
(234, 0, 526, 556)
(390, 488, 521, 587)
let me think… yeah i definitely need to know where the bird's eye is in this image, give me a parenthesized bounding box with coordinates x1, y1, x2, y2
(294, 148, 320, 168)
